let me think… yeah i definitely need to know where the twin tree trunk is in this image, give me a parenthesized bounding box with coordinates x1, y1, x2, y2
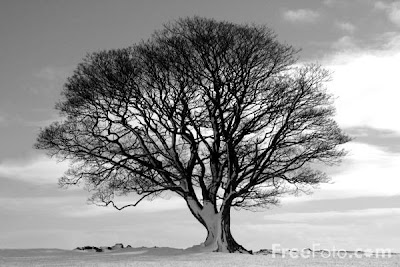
(185, 197, 249, 253)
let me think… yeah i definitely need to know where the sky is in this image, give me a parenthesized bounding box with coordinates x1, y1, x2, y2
(0, 0, 399, 252)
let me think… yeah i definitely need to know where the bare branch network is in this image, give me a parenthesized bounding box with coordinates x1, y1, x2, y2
(36, 17, 350, 252)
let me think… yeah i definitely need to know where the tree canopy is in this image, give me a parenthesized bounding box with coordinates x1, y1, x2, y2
(35, 17, 350, 252)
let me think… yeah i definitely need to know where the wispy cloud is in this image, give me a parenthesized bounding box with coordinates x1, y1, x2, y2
(21, 113, 64, 127)
(345, 126, 400, 153)
(322, 0, 335, 6)
(331, 35, 359, 51)
(335, 21, 356, 33)
(282, 9, 320, 23)
(0, 155, 69, 184)
(0, 196, 80, 211)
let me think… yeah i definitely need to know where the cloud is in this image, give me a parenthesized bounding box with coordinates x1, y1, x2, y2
(335, 21, 356, 33)
(283, 9, 320, 23)
(324, 34, 400, 133)
(331, 35, 359, 51)
(294, 34, 400, 201)
(34, 66, 69, 82)
(62, 196, 187, 217)
(281, 140, 400, 202)
(263, 208, 400, 224)
(0, 196, 80, 211)
(345, 126, 400, 153)
(22, 113, 63, 127)
(322, 0, 336, 6)
(314, 142, 400, 199)
(0, 155, 69, 184)
(328, 142, 400, 195)
(374, 1, 400, 27)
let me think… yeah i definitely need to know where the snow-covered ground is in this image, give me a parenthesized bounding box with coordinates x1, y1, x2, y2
(1, 247, 399, 267)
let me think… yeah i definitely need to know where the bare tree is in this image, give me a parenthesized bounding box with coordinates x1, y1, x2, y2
(35, 17, 350, 253)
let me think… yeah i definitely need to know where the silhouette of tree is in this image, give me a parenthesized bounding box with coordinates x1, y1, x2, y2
(35, 17, 350, 253)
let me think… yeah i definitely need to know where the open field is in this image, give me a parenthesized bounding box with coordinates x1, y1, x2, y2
(1, 248, 399, 267)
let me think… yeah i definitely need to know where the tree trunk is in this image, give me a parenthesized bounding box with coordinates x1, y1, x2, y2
(186, 198, 250, 253)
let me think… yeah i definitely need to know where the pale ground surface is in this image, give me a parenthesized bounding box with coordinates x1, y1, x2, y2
(1, 247, 399, 267)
